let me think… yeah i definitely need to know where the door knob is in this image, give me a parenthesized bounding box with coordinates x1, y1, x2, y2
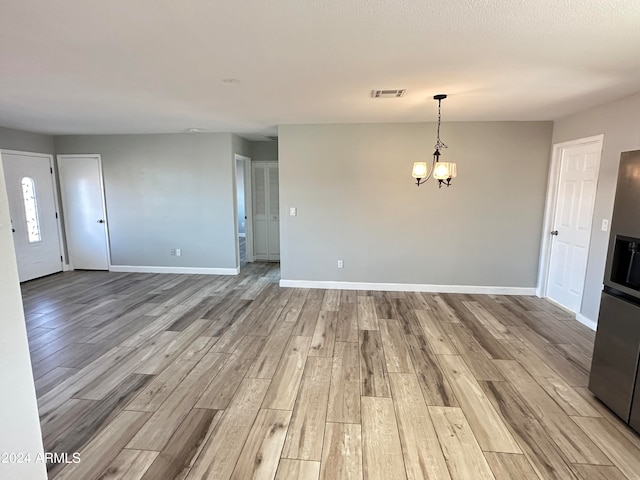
(550, 230, 558, 236)
(97, 219, 105, 224)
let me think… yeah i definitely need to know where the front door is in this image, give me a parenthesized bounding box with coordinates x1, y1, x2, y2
(546, 140, 602, 312)
(1, 151, 63, 281)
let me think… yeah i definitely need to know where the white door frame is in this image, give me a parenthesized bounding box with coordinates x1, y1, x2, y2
(56, 154, 112, 270)
(536, 134, 604, 301)
(234, 154, 253, 267)
(1, 149, 67, 270)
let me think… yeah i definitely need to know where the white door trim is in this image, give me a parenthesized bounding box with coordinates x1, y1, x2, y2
(536, 134, 604, 301)
(234, 154, 253, 267)
(244, 156, 254, 263)
(0, 149, 66, 270)
(56, 154, 112, 270)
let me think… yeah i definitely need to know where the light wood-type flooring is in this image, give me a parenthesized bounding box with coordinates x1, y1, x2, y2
(21, 263, 640, 479)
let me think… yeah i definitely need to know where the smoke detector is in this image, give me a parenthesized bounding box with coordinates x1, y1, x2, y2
(371, 89, 406, 98)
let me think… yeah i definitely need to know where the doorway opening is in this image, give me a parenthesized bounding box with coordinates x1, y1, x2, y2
(235, 154, 252, 271)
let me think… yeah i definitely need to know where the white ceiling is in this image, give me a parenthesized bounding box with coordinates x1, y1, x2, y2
(1, 0, 639, 139)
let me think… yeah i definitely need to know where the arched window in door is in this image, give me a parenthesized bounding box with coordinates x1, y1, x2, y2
(21, 176, 42, 243)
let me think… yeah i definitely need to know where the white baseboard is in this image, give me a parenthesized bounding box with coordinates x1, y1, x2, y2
(109, 265, 239, 275)
(576, 313, 597, 331)
(541, 295, 576, 314)
(279, 279, 536, 295)
(537, 296, 598, 331)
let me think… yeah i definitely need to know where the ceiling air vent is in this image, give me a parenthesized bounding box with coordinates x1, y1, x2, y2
(371, 89, 406, 98)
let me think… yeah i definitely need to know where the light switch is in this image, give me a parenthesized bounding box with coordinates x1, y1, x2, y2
(289, 207, 297, 216)
(601, 219, 609, 232)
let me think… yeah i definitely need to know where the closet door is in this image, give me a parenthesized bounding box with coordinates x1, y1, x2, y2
(267, 163, 280, 261)
(252, 162, 279, 261)
(253, 163, 269, 260)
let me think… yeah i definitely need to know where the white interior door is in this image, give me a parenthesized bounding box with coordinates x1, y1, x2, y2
(252, 162, 280, 261)
(267, 163, 280, 261)
(58, 155, 110, 270)
(243, 157, 253, 263)
(546, 141, 601, 312)
(253, 163, 269, 260)
(1, 151, 63, 282)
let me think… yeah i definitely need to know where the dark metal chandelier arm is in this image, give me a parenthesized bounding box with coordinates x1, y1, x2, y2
(414, 155, 438, 186)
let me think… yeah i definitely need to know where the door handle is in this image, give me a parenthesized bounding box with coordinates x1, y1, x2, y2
(12, 228, 15, 233)
(550, 230, 558, 236)
(97, 219, 105, 224)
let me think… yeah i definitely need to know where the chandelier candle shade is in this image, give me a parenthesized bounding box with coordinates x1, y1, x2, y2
(412, 94, 457, 187)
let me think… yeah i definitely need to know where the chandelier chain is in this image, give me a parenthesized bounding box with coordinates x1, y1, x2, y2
(434, 97, 447, 151)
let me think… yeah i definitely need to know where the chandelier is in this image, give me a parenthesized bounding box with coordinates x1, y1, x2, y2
(412, 94, 457, 187)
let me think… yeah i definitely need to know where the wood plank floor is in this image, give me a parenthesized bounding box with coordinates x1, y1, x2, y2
(20, 263, 640, 480)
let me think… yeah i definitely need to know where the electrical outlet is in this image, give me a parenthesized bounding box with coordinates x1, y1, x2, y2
(601, 219, 609, 231)
(290, 207, 297, 216)
(175, 248, 182, 257)
(337, 259, 344, 269)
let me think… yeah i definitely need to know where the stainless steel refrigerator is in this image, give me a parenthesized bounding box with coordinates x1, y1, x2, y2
(589, 149, 640, 433)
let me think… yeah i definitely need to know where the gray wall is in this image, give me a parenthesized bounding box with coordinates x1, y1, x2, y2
(0, 153, 47, 480)
(279, 122, 553, 286)
(232, 134, 251, 159)
(250, 140, 278, 162)
(55, 133, 238, 269)
(0, 126, 55, 154)
(552, 92, 640, 323)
